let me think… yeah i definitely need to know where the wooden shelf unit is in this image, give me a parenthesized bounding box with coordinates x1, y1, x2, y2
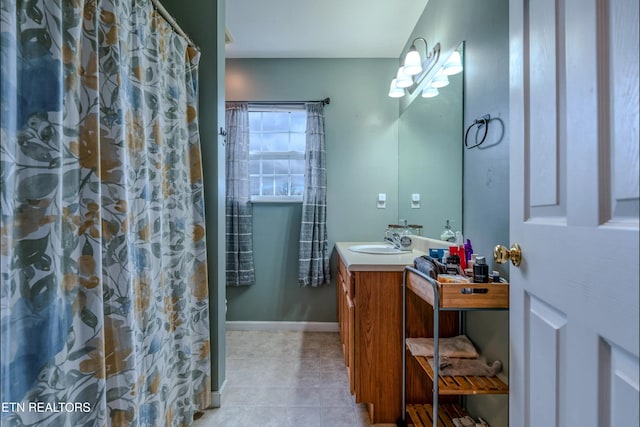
(401, 266, 509, 427)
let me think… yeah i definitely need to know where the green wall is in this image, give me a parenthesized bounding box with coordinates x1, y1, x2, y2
(225, 58, 400, 321)
(401, 1, 510, 426)
(161, 0, 227, 402)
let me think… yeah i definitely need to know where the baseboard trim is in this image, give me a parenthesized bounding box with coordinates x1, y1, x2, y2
(226, 321, 339, 332)
(210, 379, 227, 408)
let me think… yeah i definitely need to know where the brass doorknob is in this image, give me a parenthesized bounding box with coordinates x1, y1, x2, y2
(494, 243, 522, 266)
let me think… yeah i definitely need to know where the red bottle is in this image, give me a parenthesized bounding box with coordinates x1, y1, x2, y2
(450, 245, 467, 270)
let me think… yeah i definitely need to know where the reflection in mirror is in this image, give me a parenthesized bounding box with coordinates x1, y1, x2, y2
(398, 42, 464, 238)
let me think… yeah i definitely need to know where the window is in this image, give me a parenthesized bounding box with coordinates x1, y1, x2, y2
(248, 106, 306, 201)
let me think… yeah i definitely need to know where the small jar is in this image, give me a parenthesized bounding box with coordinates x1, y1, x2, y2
(445, 252, 461, 275)
(491, 271, 501, 283)
(473, 256, 489, 283)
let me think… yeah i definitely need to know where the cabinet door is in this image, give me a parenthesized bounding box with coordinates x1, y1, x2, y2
(337, 258, 348, 366)
(337, 258, 355, 388)
(347, 293, 355, 395)
(354, 271, 404, 423)
(340, 288, 347, 364)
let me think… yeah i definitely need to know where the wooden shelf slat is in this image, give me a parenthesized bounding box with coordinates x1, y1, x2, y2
(406, 403, 468, 427)
(413, 355, 509, 395)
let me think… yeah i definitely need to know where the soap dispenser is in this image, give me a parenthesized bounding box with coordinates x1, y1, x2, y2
(440, 220, 456, 243)
(399, 219, 413, 248)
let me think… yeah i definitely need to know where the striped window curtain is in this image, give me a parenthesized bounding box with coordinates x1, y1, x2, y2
(298, 102, 330, 286)
(225, 103, 255, 286)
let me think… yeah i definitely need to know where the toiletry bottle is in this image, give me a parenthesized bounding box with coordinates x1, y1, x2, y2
(448, 246, 458, 262)
(455, 231, 464, 246)
(440, 220, 456, 242)
(446, 247, 461, 275)
(491, 271, 501, 283)
(399, 219, 412, 248)
(429, 248, 443, 262)
(464, 239, 473, 263)
(473, 256, 489, 283)
(454, 232, 467, 270)
(456, 231, 467, 271)
(468, 254, 478, 276)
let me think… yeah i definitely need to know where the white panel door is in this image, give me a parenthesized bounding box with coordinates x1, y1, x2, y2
(509, 1, 639, 426)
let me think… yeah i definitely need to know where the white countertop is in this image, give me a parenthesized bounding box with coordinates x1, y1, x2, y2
(335, 242, 426, 272)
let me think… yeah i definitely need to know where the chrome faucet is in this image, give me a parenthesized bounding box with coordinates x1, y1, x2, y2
(384, 231, 401, 249)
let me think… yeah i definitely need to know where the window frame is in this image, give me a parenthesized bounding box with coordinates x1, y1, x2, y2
(247, 104, 306, 203)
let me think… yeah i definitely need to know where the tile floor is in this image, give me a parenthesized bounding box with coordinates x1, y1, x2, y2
(192, 330, 397, 427)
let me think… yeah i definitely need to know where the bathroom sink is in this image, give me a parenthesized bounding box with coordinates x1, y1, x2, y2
(348, 244, 411, 255)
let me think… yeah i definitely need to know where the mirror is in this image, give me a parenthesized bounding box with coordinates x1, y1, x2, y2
(398, 42, 464, 239)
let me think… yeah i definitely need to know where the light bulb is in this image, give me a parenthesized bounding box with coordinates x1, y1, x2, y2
(443, 51, 463, 75)
(431, 69, 449, 88)
(421, 86, 439, 98)
(395, 67, 413, 88)
(403, 48, 422, 76)
(388, 79, 404, 98)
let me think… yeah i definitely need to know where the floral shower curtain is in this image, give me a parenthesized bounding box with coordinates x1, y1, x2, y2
(0, 0, 211, 425)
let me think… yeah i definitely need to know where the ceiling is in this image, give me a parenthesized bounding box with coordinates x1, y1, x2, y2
(225, 0, 430, 59)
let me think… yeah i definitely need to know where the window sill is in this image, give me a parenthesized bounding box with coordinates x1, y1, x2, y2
(250, 197, 303, 204)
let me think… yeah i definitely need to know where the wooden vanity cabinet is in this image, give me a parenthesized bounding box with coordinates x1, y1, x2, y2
(336, 253, 458, 423)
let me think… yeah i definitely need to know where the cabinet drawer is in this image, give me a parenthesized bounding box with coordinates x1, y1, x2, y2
(338, 258, 355, 298)
(407, 272, 509, 309)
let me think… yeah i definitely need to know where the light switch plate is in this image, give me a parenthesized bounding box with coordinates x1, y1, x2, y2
(411, 193, 420, 209)
(377, 193, 386, 209)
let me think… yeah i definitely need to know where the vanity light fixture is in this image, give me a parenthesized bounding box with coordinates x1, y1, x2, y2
(388, 78, 405, 98)
(388, 40, 463, 99)
(388, 38, 441, 98)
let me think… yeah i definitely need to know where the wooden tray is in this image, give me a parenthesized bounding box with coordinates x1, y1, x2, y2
(406, 403, 468, 427)
(406, 271, 509, 309)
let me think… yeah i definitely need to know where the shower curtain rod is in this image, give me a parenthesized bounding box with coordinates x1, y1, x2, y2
(230, 98, 331, 106)
(151, 0, 199, 50)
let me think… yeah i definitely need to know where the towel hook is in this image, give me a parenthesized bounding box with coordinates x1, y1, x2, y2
(464, 114, 491, 149)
